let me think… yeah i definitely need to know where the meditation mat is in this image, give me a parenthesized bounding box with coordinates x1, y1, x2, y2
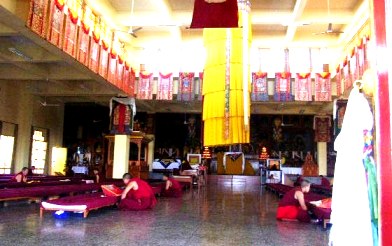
(40, 193, 118, 218)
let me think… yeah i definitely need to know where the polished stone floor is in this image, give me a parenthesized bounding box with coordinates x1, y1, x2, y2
(0, 176, 329, 246)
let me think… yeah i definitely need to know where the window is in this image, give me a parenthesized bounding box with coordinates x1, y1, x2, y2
(31, 127, 49, 174)
(0, 121, 18, 174)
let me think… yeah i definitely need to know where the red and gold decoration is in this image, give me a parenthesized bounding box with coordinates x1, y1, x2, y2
(27, 0, 49, 37)
(190, 0, 239, 28)
(88, 13, 100, 73)
(116, 49, 125, 89)
(138, 72, 154, 100)
(47, 0, 65, 47)
(178, 72, 195, 101)
(349, 48, 358, 83)
(335, 65, 342, 97)
(274, 72, 292, 101)
(157, 73, 173, 100)
(98, 21, 111, 79)
(259, 146, 269, 160)
(198, 72, 204, 101)
(295, 73, 312, 101)
(62, 0, 81, 57)
(129, 68, 136, 96)
(202, 0, 251, 146)
(251, 72, 268, 101)
(77, 2, 93, 66)
(315, 72, 332, 101)
(314, 115, 332, 142)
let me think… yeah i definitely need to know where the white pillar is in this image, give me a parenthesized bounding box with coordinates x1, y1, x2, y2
(147, 134, 155, 171)
(112, 135, 130, 179)
(317, 142, 327, 176)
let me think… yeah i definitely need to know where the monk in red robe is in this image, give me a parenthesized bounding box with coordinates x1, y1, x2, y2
(161, 174, 182, 198)
(276, 180, 312, 222)
(10, 167, 28, 183)
(119, 173, 157, 211)
(319, 175, 331, 187)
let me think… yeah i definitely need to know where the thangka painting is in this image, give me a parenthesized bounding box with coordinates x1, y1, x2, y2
(335, 66, 342, 97)
(89, 14, 100, 73)
(350, 48, 358, 83)
(47, 0, 65, 47)
(334, 99, 348, 138)
(315, 73, 332, 101)
(294, 73, 312, 101)
(77, 4, 92, 66)
(107, 49, 117, 85)
(198, 72, 203, 101)
(178, 72, 195, 101)
(274, 72, 293, 101)
(27, 0, 49, 37)
(251, 72, 268, 101)
(109, 97, 136, 135)
(62, 0, 80, 57)
(314, 115, 332, 142)
(138, 72, 153, 99)
(157, 73, 173, 100)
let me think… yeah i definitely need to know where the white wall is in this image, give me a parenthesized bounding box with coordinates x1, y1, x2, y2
(0, 81, 64, 173)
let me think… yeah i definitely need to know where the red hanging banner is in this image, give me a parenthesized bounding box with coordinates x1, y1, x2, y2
(27, 0, 49, 37)
(198, 72, 204, 101)
(335, 65, 342, 97)
(47, 0, 65, 48)
(88, 13, 100, 73)
(251, 72, 268, 101)
(315, 72, 332, 101)
(122, 65, 130, 95)
(274, 72, 293, 101)
(115, 54, 125, 89)
(350, 47, 359, 83)
(157, 73, 173, 100)
(62, 0, 80, 57)
(98, 22, 111, 79)
(129, 68, 136, 96)
(343, 58, 350, 91)
(178, 72, 195, 101)
(107, 48, 117, 85)
(138, 72, 154, 100)
(313, 115, 331, 142)
(77, 4, 92, 66)
(294, 73, 312, 101)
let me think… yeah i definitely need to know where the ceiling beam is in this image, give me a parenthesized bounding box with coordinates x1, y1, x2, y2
(285, 0, 308, 44)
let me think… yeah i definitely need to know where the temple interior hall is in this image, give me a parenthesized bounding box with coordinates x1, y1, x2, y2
(0, 0, 391, 245)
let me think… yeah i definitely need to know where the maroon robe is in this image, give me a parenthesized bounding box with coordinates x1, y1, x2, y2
(119, 178, 157, 211)
(10, 172, 27, 183)
(276, 188, 310, 222)
(161, 178, 182, 198)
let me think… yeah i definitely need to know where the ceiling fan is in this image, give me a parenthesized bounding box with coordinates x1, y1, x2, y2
(114, 0, 143, 38)
(312, 0, 344, 35)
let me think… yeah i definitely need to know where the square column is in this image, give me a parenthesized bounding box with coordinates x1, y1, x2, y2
(112, 135, 130, 179)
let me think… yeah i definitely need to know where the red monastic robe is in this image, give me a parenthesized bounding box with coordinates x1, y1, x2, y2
(119, 178, 157, 211)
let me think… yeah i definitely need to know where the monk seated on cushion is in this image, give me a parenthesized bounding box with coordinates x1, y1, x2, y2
(276, 180, 312, 223)
(161, 173, 182, 198)
(10, 167, 28, 183)
(118, 173, 157, 211)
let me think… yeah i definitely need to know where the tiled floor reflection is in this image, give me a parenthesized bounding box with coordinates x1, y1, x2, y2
(0, 176, 329, 246)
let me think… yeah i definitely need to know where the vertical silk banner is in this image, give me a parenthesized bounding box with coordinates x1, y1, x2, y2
(274, 72, 292, 101)
(335, 66, 342, 97)
(27, 0, 49, 37)
(63, 0, 80, 57)
(47, 0, 65, 48)
(178, 72, 195, 101)
(350, 48, 358, 83)
(294, 73, 312, 101)
(89, 14, 100, 73)
(202, 1, 251, 146)
(107, 47, 117, 85)
(251, 72, 268, 101)
(129, 68, 136, 96)
(315, 72, 332, 101)
(313, 115, 331, 142)
(98, 22, 111, 79)
(138, 72, 153, 100)
(198, 72, 203, 101)
(123, 63, 130, 95)
(116, 54, 125, 89)
(77, 3, 92, 66)
(157, 73, 173, 100)
(357, 40, 365, 78)
(343, 58, 351, 90)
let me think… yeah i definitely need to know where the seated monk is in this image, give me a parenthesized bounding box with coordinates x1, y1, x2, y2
(10, 167, 28, 183)
(93, 168, 103, 183)
(119, 173, 157, 211)
(319, 175, 331, 187)
(276, 180, 312, 222)
(161, 173, 182, 198)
